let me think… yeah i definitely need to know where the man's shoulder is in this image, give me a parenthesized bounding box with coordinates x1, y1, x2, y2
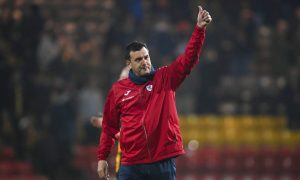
(153, 65, 169, 78)
(154, 66, 167, 74)
(110, 78, 137, 101)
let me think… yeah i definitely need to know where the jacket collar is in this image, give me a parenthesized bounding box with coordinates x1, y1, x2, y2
(128, 66, 156, 85)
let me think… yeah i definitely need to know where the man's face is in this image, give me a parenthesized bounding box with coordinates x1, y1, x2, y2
(127, 47, 152, 77)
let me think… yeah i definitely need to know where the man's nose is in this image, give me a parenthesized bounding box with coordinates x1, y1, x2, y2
(140, 58, 147, 64)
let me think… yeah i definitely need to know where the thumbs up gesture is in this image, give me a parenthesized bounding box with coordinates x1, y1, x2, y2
(197, 6, 212, 28)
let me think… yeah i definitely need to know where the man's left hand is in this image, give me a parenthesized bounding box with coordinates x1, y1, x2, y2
(197, 6, 212, 28)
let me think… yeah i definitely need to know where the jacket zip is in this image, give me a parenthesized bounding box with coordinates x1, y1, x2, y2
(142, 124, 152, 160)
(140, 86, 152, 160)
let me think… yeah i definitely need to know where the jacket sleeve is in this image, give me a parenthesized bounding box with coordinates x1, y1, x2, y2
(97, 88, 120, 160)
(168, 26, 206, 89)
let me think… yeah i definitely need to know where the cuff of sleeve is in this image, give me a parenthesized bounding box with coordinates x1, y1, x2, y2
(97, 131, 116, 160)
(98, 154, 107, 161)
(195, 25, 206, 32)
(97, 145, 110, 161)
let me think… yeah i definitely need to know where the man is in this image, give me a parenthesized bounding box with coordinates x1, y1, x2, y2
(98, 5, 212, 179)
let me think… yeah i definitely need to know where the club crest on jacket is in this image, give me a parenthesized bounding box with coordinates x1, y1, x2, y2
(146, 85, 153, 92)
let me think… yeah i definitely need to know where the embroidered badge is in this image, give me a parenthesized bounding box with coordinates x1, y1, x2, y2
(146, 85, 153, 92)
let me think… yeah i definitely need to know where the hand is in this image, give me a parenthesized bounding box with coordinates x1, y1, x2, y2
(97, 160, 110, 179)
(197, 6, 212, 28)
(90, 116, 103, 128)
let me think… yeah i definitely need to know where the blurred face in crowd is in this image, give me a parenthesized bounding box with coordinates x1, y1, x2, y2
(127, 47, 152, 77)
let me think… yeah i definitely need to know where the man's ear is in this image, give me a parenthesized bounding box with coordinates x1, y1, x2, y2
(126, 60, 131, 68)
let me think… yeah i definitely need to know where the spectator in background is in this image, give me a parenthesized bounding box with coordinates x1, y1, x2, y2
(37, 20, 61, 72)
(121, 0, 143, 26)
(77, 75, 104, 144)
(48, 77, 77, 178)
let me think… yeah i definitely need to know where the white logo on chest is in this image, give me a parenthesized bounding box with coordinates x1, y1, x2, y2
(124, 90, 131, 96)
(146, 85, 153, 92)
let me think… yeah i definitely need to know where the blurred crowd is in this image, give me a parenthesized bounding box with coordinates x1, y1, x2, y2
(0, 0, 299, 179)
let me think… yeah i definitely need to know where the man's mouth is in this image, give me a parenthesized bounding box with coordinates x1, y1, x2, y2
(140, 66, 150, 71)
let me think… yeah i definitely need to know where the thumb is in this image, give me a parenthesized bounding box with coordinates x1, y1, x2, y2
(198, 6, 203, 12)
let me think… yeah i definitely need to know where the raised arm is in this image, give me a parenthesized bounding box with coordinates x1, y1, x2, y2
(168, 5, 212, 89)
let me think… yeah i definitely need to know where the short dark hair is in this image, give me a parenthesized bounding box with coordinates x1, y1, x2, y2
(125, 41, 148, 60)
